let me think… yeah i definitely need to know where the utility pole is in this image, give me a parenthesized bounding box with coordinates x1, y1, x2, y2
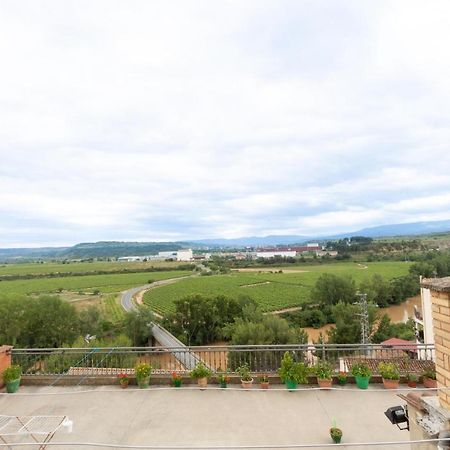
(355, 293, 370, 346)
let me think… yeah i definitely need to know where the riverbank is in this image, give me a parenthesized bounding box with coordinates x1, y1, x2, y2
(304, 295, 421, 342)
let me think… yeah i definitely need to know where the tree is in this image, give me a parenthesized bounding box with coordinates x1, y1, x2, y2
(0, 295, 30, 346)
(123, 305, 154, 346)
(311, 274, 357, 306)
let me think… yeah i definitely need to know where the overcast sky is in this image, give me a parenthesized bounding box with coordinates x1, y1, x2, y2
(1, 1, 450, 247)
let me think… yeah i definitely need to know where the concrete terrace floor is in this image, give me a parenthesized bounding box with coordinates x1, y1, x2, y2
(0, 384, 412, 450)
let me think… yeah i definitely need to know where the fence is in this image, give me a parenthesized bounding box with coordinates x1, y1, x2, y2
(11, 343, 435, 377)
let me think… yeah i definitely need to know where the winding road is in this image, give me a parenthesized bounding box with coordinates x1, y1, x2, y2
(120, 275, 203, 370)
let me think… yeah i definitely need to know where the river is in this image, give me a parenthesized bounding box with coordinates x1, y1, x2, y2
(304, 295, 421, 343)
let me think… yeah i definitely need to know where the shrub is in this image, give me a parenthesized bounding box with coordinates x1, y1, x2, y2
(135, 363, 151, 380)
(378, 362, 400, 380)
(2, 365, 22, 383)
(351, 362, 372, 378)
(314, 361, 333, 380)
(423, 365, 436, 380)
(189, 363, 212, 379)
(278, 351, 309, 384)
(236, 363, 252, 381)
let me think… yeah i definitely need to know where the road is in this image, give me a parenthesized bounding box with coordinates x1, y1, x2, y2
(120, 275, 203, 370)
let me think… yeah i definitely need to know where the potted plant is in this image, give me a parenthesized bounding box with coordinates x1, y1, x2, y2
(135, 362, 151, 389)
(314, 361, 333, 389)
(171, 372, 182, 388)
(190, 362, 212, 388)
(337, 372, 347, 386)
(236, 363, 253, 389)
(117, 373, 130, 389)
(217, 372, 230, 388)
(2, 365, 22, 394)
(378, 362, 400, 389)
(278, 352, 309, 390)
(259, 374, 270, 389)
(422, 366, 437, 388)
(351, 362, 371, 389)
(330, 427, 343, 444)
(406, 373, 418, 388)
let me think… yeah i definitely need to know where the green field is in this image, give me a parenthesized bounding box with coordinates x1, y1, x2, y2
(0, 260, 183, 276)
(0, 270, 191, 296)
(143, 262, 412, 315)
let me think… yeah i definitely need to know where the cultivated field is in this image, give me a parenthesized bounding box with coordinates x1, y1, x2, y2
(0, 260, 184, 276)
(143, 262, 412, 315)
(0, 270, 191, 296)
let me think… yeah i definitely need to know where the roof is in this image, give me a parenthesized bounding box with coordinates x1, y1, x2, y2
(381, 338, 418, 350)
(420, 277, 450, 292)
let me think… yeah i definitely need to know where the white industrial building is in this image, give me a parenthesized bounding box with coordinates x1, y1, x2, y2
(256, 250, 297, 259)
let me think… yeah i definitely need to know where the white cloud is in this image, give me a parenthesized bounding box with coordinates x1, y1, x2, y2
(0, 0, 450, 246)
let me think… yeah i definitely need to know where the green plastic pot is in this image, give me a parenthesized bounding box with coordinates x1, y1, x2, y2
(285, 380, 298, 390)
(355, 375, 370, 390)
(137, 376, 150, 389)
(220, 381, 227, 388)
(173, 379, 182, 388)
(6, 378, 21, 394)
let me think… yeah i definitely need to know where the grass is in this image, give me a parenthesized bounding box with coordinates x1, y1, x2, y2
(0, 270, 191, 296)
(103, 294, 126, 322)
(0, 260, 184, 276)
(143, 261, 412, 315)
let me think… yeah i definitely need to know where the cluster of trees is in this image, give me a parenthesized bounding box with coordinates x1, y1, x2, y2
(162, 294, 306, 346)
(0, 294, 153, 348)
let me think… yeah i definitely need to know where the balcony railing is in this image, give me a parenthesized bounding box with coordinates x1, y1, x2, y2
(11, 343, 435, 377)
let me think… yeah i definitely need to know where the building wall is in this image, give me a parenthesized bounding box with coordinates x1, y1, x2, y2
(256, 251, 297, 259)
(176, 249, 193, 261)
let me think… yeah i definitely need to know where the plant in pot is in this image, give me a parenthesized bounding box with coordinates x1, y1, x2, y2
(314, 361, 333, 389)
(259, 374, 270, 389)
(422, 366, 437, 389)
(351, 362, 371, 389)
(236, 363, 253, 389)
(337, 372, 347, 386)
(278, 351, 309, 390)
(217, 372, 231, 388)
(135, 362, 151, 389)
(117, 372, 130, 389)
(2, 365, 22, 394)
(171, 371, 182, 388)
(330, 427, 343, 444)
(190, 363, 212, 388)
(378, 362, 400, 389)
(406, 373, 418, 388)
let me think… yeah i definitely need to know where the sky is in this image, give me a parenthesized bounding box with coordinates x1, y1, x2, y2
(1, 0, 450, 247)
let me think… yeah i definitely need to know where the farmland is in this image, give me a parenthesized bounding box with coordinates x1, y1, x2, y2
(0, 270, 191, 296)
(143, 261, 412, 315)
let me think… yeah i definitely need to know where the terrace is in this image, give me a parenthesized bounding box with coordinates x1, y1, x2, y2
(0, 343, 442, 449)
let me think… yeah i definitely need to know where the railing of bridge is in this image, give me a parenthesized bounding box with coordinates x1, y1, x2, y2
(11, 343, 435, 377)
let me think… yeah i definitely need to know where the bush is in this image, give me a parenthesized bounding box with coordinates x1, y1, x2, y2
(278, 352, 309, 384)
(236, 363, 252, 381)
(314, 361, 333, 380)
(378, 362, 400, 380)
(189, 363, 212, 379)
(351, 362, 371, 378)
(2, 365, 22, 382)
(135, 363, 151, 380)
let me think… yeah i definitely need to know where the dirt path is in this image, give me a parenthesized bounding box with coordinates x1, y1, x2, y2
(233, 268, 309, 273)
(267, 306, 302, 315)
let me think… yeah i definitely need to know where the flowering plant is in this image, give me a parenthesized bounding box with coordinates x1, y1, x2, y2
(171, 372, 182, 382)
(217, 373, 231, 383)
(118, 373, 130, 385)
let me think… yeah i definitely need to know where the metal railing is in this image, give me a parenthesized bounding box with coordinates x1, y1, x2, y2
(11, 343, 435, 377)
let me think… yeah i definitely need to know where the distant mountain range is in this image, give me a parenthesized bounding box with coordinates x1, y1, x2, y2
(1, 219, 450, 261)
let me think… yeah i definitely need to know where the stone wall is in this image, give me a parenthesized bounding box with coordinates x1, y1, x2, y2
(421, 277, 450, 410)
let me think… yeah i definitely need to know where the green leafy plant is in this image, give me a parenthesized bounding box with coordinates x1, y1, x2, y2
(189, 362, 212, 379)
(117, 373, 130, 385)
(236, 363, 252, 382)
(423, 366, 436, 380)
(337, 372, 347, 385)
(314, 361, 333, 380)
(278, 351, 309, 384)
(378, 362, 400, 380)
(134, 362, 151, 380)
(351, 362, 372, 378)
(407, 373, 418, 382)
(259, 374, 269, 383)
(2, 365, 22, 383)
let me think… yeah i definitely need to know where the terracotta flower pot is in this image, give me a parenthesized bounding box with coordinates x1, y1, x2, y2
(382, 378, 399, 389)
(197, 377, 208, 388)
(241, 378, 253, 389)
(318, 378, 332, 389)
(423, 377, 437, 389)
(407, 380, 417, 388)
(260, 381, 269, 389)
(120, 382, 129, 389)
